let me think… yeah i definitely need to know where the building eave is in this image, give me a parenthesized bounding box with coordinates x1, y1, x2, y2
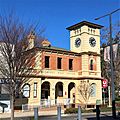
(66, 21, 104, 30)
(32, 47, 100, 56)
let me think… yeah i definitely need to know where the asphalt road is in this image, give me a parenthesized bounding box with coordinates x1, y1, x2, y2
(40, 114, 120, 120)
(1, 113, 120, 120)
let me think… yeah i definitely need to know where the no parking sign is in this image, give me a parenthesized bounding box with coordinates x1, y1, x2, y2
(102, 79, 108, 88)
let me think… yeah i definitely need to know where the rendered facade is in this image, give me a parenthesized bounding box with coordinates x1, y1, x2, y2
(18, 21, 103, 109)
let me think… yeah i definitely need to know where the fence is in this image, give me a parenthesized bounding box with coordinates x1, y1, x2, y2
(22, 98, 72, 112)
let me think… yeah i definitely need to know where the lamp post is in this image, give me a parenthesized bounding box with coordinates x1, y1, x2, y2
(95, 8, 120, 118)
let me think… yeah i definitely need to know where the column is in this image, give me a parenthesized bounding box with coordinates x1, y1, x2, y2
(50, 82, 55, 106)
(63, 82, 68, 106)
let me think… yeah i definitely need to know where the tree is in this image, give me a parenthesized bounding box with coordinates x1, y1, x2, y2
(114, 45, 120, 99)
(101, 21, 120, 100)
(101, 44, 110, 81)
(0, 14, 43, 120)
(77, 80, 94, 109)
(101, 21, 120, 45)
(101, 22, 119, 79)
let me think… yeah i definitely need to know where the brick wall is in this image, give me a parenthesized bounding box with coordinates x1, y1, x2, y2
(41, 51, 82, 71)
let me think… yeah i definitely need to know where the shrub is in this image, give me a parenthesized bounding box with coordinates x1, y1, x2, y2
(64, 108, 78, 114)
(64, 105, 120, 114)
(14, 106, 22, 110)
(115, 96, 120, 101)
(64, 108, 93, 114)
(82, 109, 93, 113)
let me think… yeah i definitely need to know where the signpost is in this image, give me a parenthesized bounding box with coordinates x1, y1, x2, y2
(102, 79, 108, 105)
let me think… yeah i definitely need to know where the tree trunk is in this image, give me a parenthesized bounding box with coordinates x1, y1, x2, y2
(11, 95, 14, 120)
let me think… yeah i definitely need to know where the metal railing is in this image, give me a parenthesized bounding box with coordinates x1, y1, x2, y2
(22, 98, 72, 112)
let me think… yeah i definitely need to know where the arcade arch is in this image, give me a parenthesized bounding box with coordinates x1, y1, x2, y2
(55, 82, 63, 99)
(41, 81, 50, 99)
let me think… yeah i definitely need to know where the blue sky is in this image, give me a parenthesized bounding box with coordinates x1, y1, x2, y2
(0, 0, 119, 50)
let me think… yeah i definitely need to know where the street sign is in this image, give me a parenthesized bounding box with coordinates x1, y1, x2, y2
(96, 99, 101, 105)
(102, 79, 108, 88)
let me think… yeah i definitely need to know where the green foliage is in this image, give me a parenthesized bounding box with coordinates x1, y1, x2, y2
(64, 108, 78, 114)
(115, 94, 120, 101)
(64, 105, 120, 114)
(14, 106, 22, 110)
(64, 108, 93, 114)
(116, 101, 120, 103)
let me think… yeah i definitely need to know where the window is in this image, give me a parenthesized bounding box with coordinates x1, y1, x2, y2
(90, 83, 96, 97)
(69, 59, 73, 70)
(90, 59, 93, 70)
(45, 56, 50, 68)
(23, 84, 30, 98)
(33, 82, 37, 98)
(57, 57, 62, 69)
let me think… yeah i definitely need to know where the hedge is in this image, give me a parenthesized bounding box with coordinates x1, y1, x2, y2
(64, 105, 120, 114)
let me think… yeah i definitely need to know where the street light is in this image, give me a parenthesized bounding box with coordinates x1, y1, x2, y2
(95, 8, 120, 118)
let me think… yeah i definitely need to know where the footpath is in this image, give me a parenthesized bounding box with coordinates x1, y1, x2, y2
(0, 110, 64, 118)
(0, 110, 120, 120)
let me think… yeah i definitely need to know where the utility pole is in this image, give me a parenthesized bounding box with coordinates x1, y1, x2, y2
(95, 8, 120, 118)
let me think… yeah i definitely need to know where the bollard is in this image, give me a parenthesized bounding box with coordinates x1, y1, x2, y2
(78, 105, 82, 120)
(96, 105, 100, 120)
(57, 106, 61, 120)
(34, 107, 38, 120)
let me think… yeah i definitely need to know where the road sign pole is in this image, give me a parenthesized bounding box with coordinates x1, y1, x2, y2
(103, 88, 106, 105)
(108, 86, 111, 107)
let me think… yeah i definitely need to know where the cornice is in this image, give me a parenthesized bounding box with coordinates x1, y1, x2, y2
(21, 74, 103, 80)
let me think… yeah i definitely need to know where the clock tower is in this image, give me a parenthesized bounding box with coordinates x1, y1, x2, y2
(66, 21, 103, 54)
(66, 21, 103, 77)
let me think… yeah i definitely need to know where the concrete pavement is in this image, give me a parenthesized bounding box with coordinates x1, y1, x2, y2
(0, 110, 64, 119)
(0, 110, 120, 120)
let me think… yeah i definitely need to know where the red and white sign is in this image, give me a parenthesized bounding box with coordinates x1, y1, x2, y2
(102, 79, 108, 88)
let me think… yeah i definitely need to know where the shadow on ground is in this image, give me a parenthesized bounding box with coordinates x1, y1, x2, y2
(86, 116, 120, 120)
(0, 115, 120, 120)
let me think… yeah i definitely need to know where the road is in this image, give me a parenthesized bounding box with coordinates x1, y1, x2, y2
(40, 113, 120, 120)
(1, 113, 120, 120)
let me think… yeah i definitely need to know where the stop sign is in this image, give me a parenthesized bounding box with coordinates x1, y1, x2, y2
(102, 79, 108, 88)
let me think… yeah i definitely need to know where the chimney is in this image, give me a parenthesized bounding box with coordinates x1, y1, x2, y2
(41, 39, 51, 47)
(27, 31, 35, 50)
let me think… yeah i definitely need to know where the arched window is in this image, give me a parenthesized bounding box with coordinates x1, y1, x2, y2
(90, 59, 93, 70)
(90, 83, 96, 97)
(23, 84, 30, 98)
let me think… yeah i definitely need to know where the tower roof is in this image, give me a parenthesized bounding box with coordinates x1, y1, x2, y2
(66, 21, 104, 30)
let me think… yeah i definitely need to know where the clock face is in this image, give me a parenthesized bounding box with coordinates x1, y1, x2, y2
(75, 38, 81, 47)
(89, 37, 96, 47)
